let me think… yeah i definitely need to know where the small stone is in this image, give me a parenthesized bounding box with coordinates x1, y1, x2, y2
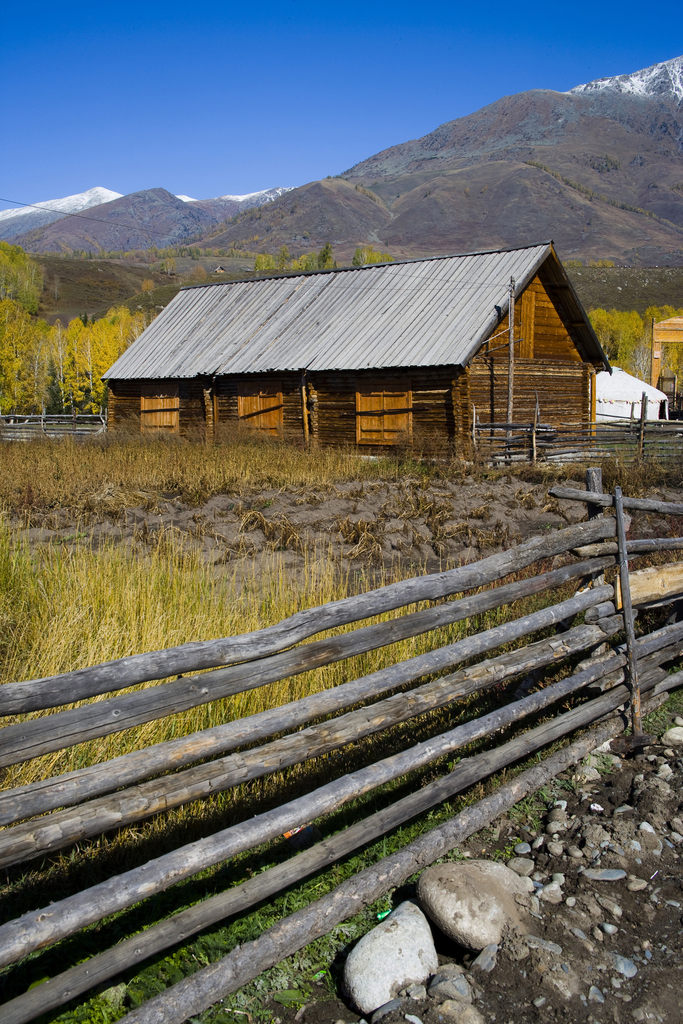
(547, 807, 568, 822)
(664, 748, 675, 758)
(662, 727, 683, 745)
(571, 927, 588, 940)
(613, 804, 633, 815)
(525, 935, 562, 955)
(590, 802, 605, 814)
(588, 985, 605, 1003)
(438, 1002, 486, 1024)
(609, 953, 638, 979)
(553, 799, 568, 811)
(406, 984, 427, 1001)
(670, 832, 683, 844)
(592, 926, 604, 942)
(582, 767, 601, 781)
(428, 976, 471, 1003)
(539, 882, 563, 905)
(514, 842, 531, 855)
(596, 896, 622, 918)
(638, 822, 656, 834)
(565, 896, 577, 907)
(674, 716, 683, 727)
(506, 857, 535, 877)
(582, 868, 627, 881)
(532, 836, 545, 850)
(552, 873, 566, 885)
(405, 1015, 423, 1024)
(657, 764, 674, 780)
(547, 841, 564, 858)
(533, 996, 546, 1007)
(567, 845, 584, 859)
(601, 923, 618, 935)
(371, 1000, 404, 1023)
(471, 944, 498, 972)
(628, 839, 642, 853)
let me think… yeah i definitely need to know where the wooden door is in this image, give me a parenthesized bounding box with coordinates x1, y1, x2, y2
(238, 381, 283, 435)
(140, 382, 179, 432)
(356, 380, 411, 445)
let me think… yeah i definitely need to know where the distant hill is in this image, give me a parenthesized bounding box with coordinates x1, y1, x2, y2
(9, 186, 294, 254)
(200, 55, 683, 266)
(0, 187, 122, 241)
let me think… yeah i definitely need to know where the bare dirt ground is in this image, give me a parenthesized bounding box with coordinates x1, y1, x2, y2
(265, 737, 683, 1024)
(12, 476, 683, 586)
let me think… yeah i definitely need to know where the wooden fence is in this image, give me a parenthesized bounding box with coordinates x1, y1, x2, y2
(1, 473, 683, 1024)
(0, 413, 107, 441)
(473, 415, 683, 464)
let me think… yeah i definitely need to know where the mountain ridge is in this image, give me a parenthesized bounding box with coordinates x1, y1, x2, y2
(8, 55, 683, 264)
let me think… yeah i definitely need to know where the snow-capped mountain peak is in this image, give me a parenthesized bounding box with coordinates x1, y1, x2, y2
(217, 186, 295, 203)
(569, 55, 683, 103)
(176, 195, 198, 202)
(0, 186, 122, 225)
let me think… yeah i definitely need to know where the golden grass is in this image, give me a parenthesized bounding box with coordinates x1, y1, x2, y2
(0, 515, 566, 798)
(0, 435, 412, 514)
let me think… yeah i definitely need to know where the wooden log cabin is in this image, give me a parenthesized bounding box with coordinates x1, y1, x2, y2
(104, 243, 609, 448)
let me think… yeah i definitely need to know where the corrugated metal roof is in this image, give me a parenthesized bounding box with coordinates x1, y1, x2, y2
(105, 243, 607, 380)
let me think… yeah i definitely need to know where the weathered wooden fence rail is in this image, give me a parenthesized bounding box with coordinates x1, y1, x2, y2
(473, 417, 683, 464)
(1, 469, 683, 1024)
(0, 413, 107, 441)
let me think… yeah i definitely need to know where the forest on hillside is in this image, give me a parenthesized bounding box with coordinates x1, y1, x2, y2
(0, 243, 150, 415)
(1, 242, 682, 417)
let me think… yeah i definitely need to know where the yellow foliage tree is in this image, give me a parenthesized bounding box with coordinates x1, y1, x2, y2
(352, 245, 394, 266)
(0, 242, 44, 314)
(0, 299, 49, 413)
(49, 306, 148, 413)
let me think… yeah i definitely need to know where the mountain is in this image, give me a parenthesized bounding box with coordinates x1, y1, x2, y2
(11, 186, 295, 253)
(199, 56, 683, 266)
(569, 54, 683, 102)
(0, 187, 122, 242)
(8, 57, 683, 264)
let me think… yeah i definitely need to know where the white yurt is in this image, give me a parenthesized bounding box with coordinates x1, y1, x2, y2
(595, 367, 668, 422)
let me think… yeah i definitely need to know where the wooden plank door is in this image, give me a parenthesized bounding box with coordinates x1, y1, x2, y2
(237, 381, 283, 435)
(140, 383, 179, 433)
(356, 380, 411, 445)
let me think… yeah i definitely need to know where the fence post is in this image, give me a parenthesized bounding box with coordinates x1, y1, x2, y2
(638, 391, 648, 457)
(614, 485, 644, 744)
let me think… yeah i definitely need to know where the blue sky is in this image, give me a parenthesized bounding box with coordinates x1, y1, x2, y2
(1, 1, 682, 209)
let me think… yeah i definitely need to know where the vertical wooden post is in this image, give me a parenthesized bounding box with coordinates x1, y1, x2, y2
(471, 404, 477, 450)
(585, 466, 602, 520)
(301, 374, 309, 446)
(307, 381, 319, 443)
(506, 277, 515, 430)
(585, 467, 604, 585)
(531, 398, 538, 464)
(650, 317, 659, 388)
(638, 391, 648, 457)
(614, 485, 642, 739)
(202, 386, 215, 443)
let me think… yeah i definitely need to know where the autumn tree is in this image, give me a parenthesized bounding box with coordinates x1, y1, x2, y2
(352, 245, 394, 266)
(0, 299, 49, 413)
(317, 243, 334, 269)
(141, 279, 154, 293)
(190, 265, 208, 283)
(0, 242, 44, 314)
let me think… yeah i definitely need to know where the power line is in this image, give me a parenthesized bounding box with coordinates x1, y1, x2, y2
(0, 197, 189, 240)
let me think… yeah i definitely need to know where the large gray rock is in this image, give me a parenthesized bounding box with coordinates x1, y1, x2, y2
(343, 902, 438, 1013)
(418, 859, 532, 951)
